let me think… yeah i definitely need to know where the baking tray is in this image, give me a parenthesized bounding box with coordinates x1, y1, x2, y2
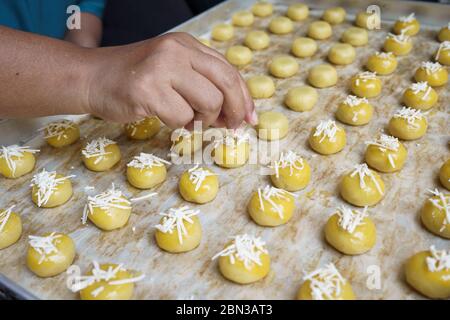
(0, 0, 449, 300)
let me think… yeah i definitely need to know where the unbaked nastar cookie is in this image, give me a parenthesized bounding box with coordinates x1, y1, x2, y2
(257, 111, 289, 141)
(225, 45, 253, 67)
(211, 23, 234, 41)
(388, 107, 428, 140)
(307, 21, 332, 40)
(269, 150, 311, 192)
(127, 153, 170, 189)
(322, 7, 346, 25)
(179, 165, 218, 204)
(0, 206, 22, 250)
(269, 16, 294, 35)
(366, 52, 398, 75)
(402, 81, 438, 110)
(393, 13, 420, 36)
(246, 75, 275, 99)
(0, 145, 39, 179)
(440, 159, 450, 190)
(31, 169, 74, 208)
(421, 189, 450, 239)
(82, 137, 121, 172)
(414, 61, 448, 87)
(365, 134, 407, 173)
(244, 30, 270, 50)
(124, 117, 160, 140)
(350, 71, 382, 98)
(335, 95, 373, 126)
(308, 64, 338, 88)
(341, 27, 368, 46)
(284, 85, 318, 112)
(269, 55, 299, 78)
(438, 23, 450, 42)
(383, 33, 413, 56)
(309, 120, 346, 155)
(40, 120, 80, 148)
(435, 41, 450, 66)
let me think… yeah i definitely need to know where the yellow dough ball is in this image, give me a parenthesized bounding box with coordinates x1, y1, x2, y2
(307, 21, 332, 40)
(155, 206, 202, 253)
(340, 163, 385, 207)
(270, 150, 311, 191)
(335, 95, 373, 126)
(309, 120, 346, 155)
(213, 131, 250, 168)
(211, 23, 234, 41)
(328, 43, 356, 65)
(124, 117, 160, 140)
(252, 1, 273, 17)
(341, 27, 368, 46)
(42, 120, 80, 148)
(284, 85, 318, 112)
(213, 234, 270, 284)
(322, 7, 346, 25)
(244, 30, 270, 50)
(291, 37, 317, 58)
(269, 16, 294, 35)
(297, 263, 355, 300)
(388, 107, 427, 140)
(405, 247, 450, 299)
(286, 4, 309, 21)
(325, 206, 376, 255)
(435, 42, 450, 66)
(393, 13, 420, 36)
(232, 11, 254, 27)
(366, 52, 398, 75)
(402, 82, 438, 110)
(31, 169, 73, 208)
(82, 137, 121, 172)
(355, 11, 380, 30)
(421, 190, 450, 239)
(170, 129, 203, 157)
(0, 145, 38, 179)
(27, 232, 75, 277)
(248, 185, 295, 226)
(350, 71, 382, 98)
(307, 64, 338, 88)
(365, 134, 407, 173)
(438, 24, 450, 42)
(269, 55, 299, 78)
(257, 111, 289, 141)
(440, 159, 450, 191)
(126, 153, 170, 189)
(383, 33, 413, 56)
(225, 45, 253, 67)
(246, 75, 275, 99)
(83, 184, 132, 231)
(0, 207, 22, 250)
(179, 166, 219, 204)
(414, 61, 448, 87)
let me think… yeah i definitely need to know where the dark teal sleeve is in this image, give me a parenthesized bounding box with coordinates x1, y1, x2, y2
(78, 0, 106, 18)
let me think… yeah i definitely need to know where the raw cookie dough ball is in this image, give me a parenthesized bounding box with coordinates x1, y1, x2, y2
(307, 64, 338, 88)
(366, 52, 398, 75)
(307, 21, 332, 40)
(325, 206, 376, 255)
(124, 117, 160, 140)
(212, 23, 234, 41)
(402, 82, 438, 110)
(82, 137, 121, 172)
(213, 131, 250, 168)
(252, 1, 273, 17)
(350, 71, 382, 98)
(297, 263, 355, 300)
(414, 61, 448, 87)
(328, 43, 356, 65)
(341, 27, 368, 46)
(0, 145, 38, 179)
(248, 185, 295, 226)
(83, 184, 132, 231)
(126, 153, 169, 189)
(270, 150, 311, 192)
(284, 85, 318, 112)
(388, 107, 428, 140)
(435, 42, 450, 66)
(309, 120, 346, 155)
(336, 95, 373, 126)
(41, 120, 80, 148)
(232, 11, 254, 27)
(244, 30, 270, 50)
(213, 234, 270, 284)
(355, 11, 380, 30)
(322, 7, 346, 25)
(365, 134, 407, 173)
(438, 24, 450, 42)
(246, 75, 275, 99)
(269, 55, 299, 78)
(225, 45, 253, 67)
(286, 3, 309, 21)
(170, 128, 203, 156)
(340, 164, 385, 207)
(27, 232, 75, 277)
(31, 170, 73, 208)
(291, 37, 317, 58)
(257, 111, 289, 141)
(421, 190, 450, 239)
(393, 13, 420, 36)
(383, 33, 412, 56)
(155, 207, 202, 253)
(440, 159, 450, 190)
(405, 247, 450, 299)
(269, 16, 294, 35)
(179, 166, 219, 204)
(0, 207, 22, 250)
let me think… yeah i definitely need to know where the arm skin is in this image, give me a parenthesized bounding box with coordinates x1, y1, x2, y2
(0, 26, 256, 129)
(64, 12, 103, 48)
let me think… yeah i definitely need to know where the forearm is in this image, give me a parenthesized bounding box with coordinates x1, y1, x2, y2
(64, 12, 103, 48)
(0, 26, 94, 118)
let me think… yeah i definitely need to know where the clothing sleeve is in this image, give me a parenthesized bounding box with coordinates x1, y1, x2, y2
(78, 0, 106, 19)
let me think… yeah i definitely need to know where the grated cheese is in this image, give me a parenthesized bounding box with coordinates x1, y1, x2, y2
(343, 95, 368, 107)
(427, 188, 450, 231)
(365, 134, 400, 169)
(28, 232, 61, 264)
(269, 150, 305, 178)
(0, 145, 39, 176)
(256, 185, 295, 219)
(426, 246, 450, 274)
(354, 71, 377, 86)
(213, 129, 250, 149)
(30, 169, 75, 207)
(420, 61, 442, 74)
(303, 263, 346, 300)
(409, 81, 432, 100)
(336, 206, 368, 233)
(386, 32, 410, 43)
(187, 165, 216, 191)
(313, 120, 341, 143)
(350, 163, 384, 195)
(0, 205, 15, 233)
(39, 120, 76, 140)
(435, 41, 450, 60)
(81, 137, 116, 165)
(375, 51, 394, 59)
(398, 13, 415, 23)
(154, 206, 199, 244)
(130, 192, 157, 203)
(127, 153, 170, 170)
(393, 107, 426, 129)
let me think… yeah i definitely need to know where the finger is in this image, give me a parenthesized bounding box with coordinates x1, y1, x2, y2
(150, 87, 194, 129)
(236, 72, 257, 125)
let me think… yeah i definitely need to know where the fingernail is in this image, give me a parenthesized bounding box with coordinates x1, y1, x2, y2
(250, 110, 258, 126)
